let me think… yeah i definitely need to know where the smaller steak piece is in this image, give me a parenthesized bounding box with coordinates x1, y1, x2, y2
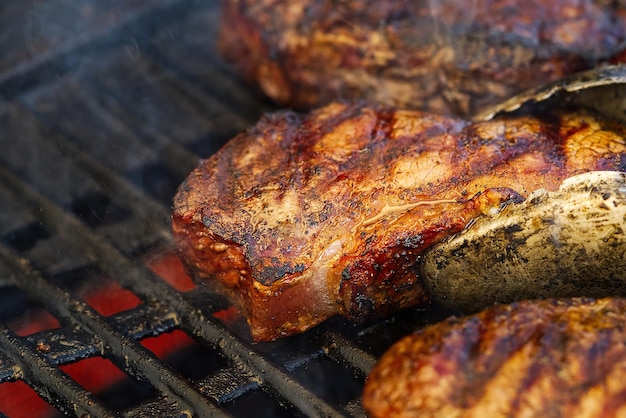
(218, 0, 626, 116)
(363, 297, 626, 418)
(172, 101, 626, 342)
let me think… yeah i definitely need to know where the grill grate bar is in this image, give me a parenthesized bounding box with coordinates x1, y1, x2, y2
(0, 0, 211, 102)
(0, 139, 351, 416)
(25, 325, 101, 369)
(0, 350, 18, 383)
(0, 322, 113, 418)
(196, 365, 260, 404)
(74, 86, 201, 179)
(13, 299, 200, 377)
(2, 302, 180, 371)
(83, 49, 260, 150)
(141, 38, 275, 126)
(324, 332, 377, 377)
(22, 78, 201, 190)
(0, 245, 229, 418)
(176, 310, 349, 416)
(125, 395, 197, 418)
(16, 103, 172, 254)
(108, 300, 181, 340)
(0, 103, 171, 261)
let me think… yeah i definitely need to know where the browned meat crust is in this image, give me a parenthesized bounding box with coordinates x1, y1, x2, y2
(363, 297, 626, 418)
(218, 0, 626, 116)
(172, 101, 626, 341)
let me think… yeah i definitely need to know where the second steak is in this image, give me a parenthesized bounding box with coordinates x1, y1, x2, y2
(218, 0, 626, 117)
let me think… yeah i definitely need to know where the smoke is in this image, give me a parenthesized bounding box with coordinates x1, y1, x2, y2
(427, 0, 480, 44)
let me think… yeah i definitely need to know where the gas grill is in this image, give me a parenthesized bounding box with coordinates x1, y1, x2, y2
(0, 1, 450, 416)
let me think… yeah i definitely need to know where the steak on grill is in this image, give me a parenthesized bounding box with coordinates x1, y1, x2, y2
(172, 101, 626, 342)
(218, 0, 626, 116)
(363, 297, 626, 418)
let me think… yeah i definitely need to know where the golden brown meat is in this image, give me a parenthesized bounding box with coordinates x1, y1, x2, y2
(218, 0, 626, 116)
(172, 101, 626, 341)
(363, 297, 626, 418)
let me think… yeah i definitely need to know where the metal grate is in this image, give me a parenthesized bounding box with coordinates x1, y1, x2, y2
(0, 1, 451, 416)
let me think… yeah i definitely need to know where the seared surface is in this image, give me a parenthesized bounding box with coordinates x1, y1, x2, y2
(218, 0, 626, 116)
(172, 101, 626, 341)
(363, 297, 626, 418)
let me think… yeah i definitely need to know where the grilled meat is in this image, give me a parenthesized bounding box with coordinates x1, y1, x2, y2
(172, 101, 626, 342)
(363, 297, 626, 418)
(218, 0, 626, 116)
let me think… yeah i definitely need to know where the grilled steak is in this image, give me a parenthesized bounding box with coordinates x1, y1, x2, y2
(363, 297, 626, 418)
(218, 0, 626, 116)
(172, 101, 626, 342)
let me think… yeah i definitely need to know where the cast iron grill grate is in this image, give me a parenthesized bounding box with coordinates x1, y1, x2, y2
(0, 0, 451, 416)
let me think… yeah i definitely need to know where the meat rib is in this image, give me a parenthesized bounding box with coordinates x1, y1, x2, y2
(172, 102, 626, 341)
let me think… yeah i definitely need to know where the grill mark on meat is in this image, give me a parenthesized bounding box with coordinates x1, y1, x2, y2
(511, 327, 565, 415)
(457, 303, 549, 412)
(372, 107, 395, 141)
(282, 102, 360, 154)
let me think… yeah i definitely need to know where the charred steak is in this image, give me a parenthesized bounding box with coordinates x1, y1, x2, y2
(172, 101, 626, 342)
(218, 0, 626, 116)
(363, 297, 626, 418)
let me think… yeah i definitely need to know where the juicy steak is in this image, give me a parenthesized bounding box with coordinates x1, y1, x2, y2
(218, 0, 626, 116)
(363, 297, 626, 418)
(172, 102, 626, 341)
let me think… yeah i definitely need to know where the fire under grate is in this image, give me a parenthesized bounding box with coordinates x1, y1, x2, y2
(0, 1, 451, 416)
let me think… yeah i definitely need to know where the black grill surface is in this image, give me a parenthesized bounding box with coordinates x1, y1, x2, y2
(0, 1, 451, 416)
